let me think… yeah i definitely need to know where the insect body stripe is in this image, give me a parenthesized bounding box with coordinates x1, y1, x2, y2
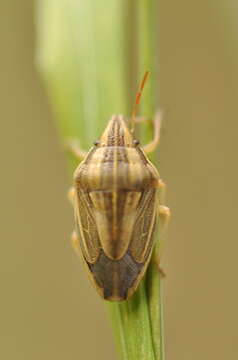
(112, 145, 118, 240)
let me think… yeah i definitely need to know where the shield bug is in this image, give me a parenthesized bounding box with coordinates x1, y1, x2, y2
(68, 72, 170, 301)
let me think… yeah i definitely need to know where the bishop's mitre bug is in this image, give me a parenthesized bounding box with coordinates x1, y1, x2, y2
(68, 72, 170, 301)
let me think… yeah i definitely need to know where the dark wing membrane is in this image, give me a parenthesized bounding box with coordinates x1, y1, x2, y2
(75, 189, 100, 264)
(129, 188, 158, 263)
(87, 251, 144, 301)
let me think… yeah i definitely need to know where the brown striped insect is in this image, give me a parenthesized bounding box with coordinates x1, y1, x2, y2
(68, 72, 170, 301)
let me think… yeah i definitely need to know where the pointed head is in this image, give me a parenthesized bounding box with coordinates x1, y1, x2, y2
(99, 115, 137, 147)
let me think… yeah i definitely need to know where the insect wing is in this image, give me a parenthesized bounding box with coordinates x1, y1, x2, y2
(74, 188, 100, 264)
(129, 188, 158, 263)
(74, 186, 158, 301)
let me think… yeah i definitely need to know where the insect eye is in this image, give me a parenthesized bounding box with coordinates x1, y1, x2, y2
(93, 140, 100, 146)
(133, 139, 140, 146)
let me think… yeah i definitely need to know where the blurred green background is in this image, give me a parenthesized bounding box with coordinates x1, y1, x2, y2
(1, 1, 238, 359)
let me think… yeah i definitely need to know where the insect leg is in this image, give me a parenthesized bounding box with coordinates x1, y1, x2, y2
(67, 186, 75, 206)
(68, 191, 80, 258)
(71, 231, 82, 258)
(158, 205, 171, 238)
(65, 139, 87, 160)
(155, 205, 171, 274)
(142, 110, 162, 154)
(134, 116, 149, 123)
(158, 179, 166, 204)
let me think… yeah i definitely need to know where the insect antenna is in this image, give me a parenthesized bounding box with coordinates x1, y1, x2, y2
(131, 70, 149, 133)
